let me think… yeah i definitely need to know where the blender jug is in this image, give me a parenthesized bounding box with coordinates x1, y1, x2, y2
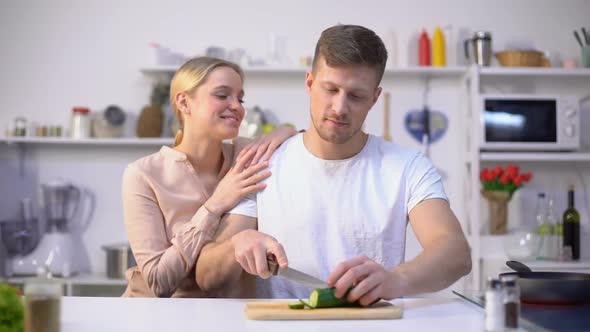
(41, 179, 81, 233)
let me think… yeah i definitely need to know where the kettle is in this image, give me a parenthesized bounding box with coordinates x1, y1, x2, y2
(464, 31, 492, 66)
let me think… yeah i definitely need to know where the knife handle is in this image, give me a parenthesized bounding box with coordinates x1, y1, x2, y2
(267, 254, 279, 276)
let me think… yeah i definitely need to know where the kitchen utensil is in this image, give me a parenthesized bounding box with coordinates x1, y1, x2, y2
(102, 243, 136, 279)
(238, 106, 264, 138)
(42, 180, 81, 233)
(501, 260, 590, 305)
(421, 106, 430, 155)
(12, 179, 90, 277)
(0, 218, 40, 257)
(574, 30, 584, 48)
(464, 31, 492, 66)
(383, 92, 392, 141)
(582, 28, 590, 45)
(267, 255, 327, 289)
(245, 301, 402, 320)
(92, 105, 126, 138)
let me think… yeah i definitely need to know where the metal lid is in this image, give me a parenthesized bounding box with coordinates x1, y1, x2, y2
(487, 277, 502, 289)
(474, 31, 492, 40)
(500, 274, 518, 286)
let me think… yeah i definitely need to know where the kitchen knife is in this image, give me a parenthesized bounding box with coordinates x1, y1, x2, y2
(267, 255, 328, 289)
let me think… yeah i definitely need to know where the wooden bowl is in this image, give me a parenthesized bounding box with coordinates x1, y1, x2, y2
(495, 50, 544, 67)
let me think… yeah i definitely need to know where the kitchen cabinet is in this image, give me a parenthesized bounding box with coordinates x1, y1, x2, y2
(463, 66, 590, 291)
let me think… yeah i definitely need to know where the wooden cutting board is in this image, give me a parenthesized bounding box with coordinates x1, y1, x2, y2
(245, 301, 403, 320)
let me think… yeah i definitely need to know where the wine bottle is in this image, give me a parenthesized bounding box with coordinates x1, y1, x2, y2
(563, 185, 580, 260)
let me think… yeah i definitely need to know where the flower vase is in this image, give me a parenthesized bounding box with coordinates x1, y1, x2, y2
(482, 190, 511, 235)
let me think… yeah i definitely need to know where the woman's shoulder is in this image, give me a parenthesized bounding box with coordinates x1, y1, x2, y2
(125, 146, 179, 178)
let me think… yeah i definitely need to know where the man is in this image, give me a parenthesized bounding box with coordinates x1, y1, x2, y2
(196, 24, 471, 306)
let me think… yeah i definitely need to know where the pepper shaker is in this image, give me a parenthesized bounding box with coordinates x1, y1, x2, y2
(500, 275, 520, 331)
(485, 277, 504, 332)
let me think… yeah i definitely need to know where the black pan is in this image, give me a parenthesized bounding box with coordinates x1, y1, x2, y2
(499, 261, 590, 305)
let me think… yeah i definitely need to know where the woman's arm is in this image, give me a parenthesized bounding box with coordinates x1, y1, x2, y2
(122, 165, 220, 297)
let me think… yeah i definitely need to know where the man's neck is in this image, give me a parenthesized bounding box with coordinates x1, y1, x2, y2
(302, 129, 368, 160)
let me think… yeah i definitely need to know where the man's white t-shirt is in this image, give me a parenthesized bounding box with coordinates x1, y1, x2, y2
(229, 133, 448, 299)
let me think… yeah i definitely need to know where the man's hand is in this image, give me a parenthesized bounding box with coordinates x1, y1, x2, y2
(326, 256, 406, 307)
(231, 229, 288, 279)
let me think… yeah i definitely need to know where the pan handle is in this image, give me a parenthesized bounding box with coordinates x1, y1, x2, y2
(506, 260, 532, 273)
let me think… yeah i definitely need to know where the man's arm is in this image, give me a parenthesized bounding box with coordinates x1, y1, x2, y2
(327, 198, 471, 306)
(195, 213, 255, 292)
(392, 198, 472, 294)
(195, 213, 288, 293)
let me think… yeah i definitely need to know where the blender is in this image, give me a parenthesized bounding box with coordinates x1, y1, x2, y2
(12, 179, 81, 277)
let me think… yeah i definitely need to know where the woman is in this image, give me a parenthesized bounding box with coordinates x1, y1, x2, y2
(122, 57, 296, 297)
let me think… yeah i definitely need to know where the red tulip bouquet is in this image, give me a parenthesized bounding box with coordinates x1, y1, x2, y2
(480, 164, 533, 198)
(480, 164, 533, 234)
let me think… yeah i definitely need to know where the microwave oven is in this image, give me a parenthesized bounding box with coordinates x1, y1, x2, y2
(480, 94, 580, 151)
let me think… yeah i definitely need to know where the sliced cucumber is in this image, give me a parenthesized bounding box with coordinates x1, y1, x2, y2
(288, 302, 305, 309)
(299, 299, 313, 309)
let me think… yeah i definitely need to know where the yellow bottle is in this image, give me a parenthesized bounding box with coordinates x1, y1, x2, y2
(432, 27, 446, 67)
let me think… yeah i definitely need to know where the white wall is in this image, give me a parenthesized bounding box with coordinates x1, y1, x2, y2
(1, 0, 590, 280)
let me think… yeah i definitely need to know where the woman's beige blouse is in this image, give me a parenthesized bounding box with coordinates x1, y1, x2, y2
(122, 144, 243, 298)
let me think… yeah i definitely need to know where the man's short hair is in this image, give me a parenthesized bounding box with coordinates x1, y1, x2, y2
(312, 24, 388, 85)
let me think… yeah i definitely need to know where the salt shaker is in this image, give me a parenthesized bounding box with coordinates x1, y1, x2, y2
(485, 277, 504, 332)
(24, 267, 62, 332)
(500, 275, 520, 331)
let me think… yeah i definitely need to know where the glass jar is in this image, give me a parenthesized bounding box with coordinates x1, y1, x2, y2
(500, 275, 520, 331)
(14, 116, 28, 136)
(70, 107, 91, 138)
(24, 272, 62, 332)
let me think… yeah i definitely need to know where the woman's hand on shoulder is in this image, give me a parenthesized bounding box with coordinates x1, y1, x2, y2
(204, 149, 271, 216)
(236, 125, 297, 166)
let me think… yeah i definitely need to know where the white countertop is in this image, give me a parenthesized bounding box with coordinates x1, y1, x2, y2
(61, 296, 486, 332)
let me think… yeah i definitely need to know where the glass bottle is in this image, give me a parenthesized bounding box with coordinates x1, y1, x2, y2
(563, 185, 580, 260)
(539, 196, 558, 260)
(535, 193, 549, 259)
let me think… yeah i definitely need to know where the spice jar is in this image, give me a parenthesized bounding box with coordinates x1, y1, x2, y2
(500, 275, 520, 331)
(14, 116, 28, 136)
(485, 277, 504, 332)
(70, 107, 91, 138)
(24, 268, 62, 332)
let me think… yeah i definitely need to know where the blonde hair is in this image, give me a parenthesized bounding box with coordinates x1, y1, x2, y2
(170, 57, 244, 146)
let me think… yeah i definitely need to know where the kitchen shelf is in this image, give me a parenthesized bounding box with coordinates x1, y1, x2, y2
(478, 67, 590, 78)
(6, 273, 128, 286)
(140, 65, 468, 78)
(480, 152, 590, 162)
(0, 136, 174, 146)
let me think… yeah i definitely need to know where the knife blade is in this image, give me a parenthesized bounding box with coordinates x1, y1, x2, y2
(267, 255, 328, 289)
